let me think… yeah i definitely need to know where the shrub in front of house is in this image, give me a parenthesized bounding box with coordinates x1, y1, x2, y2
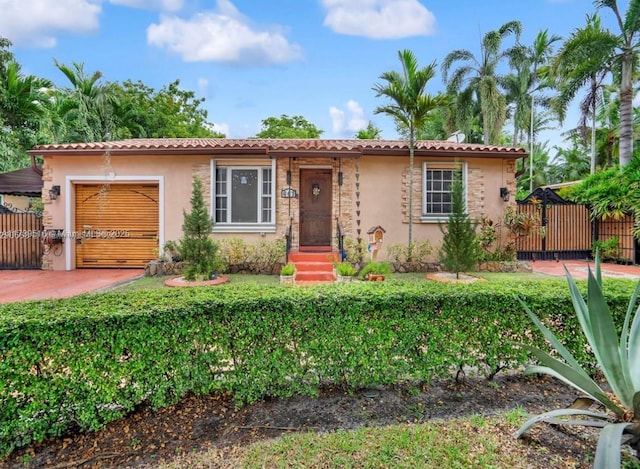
(358, 261, 392, 279)
(217, 238, 286, 275)
(181, 177, 219, 281)
(0, 279, 636, 459)
(386, 241, 436, 272)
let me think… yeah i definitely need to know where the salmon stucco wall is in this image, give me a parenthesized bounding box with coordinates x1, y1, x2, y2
(42, 150, 518, 270)
(354, 155, 516, 261)
(42, 153, 280, 270)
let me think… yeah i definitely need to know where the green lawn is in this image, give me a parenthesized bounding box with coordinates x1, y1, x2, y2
(110, 270, 555, 292)
(158, 408, 595, 469)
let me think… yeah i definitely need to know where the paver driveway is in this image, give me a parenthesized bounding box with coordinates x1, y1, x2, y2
(0, 269, 143, 303)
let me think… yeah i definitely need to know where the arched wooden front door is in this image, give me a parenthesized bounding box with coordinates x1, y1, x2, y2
(299, 169, 332, 247)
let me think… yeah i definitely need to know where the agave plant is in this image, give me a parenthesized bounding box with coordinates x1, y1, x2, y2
(516, 254, 640, 468)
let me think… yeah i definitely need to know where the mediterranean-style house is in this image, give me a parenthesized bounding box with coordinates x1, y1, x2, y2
(28, 138, 526, 271)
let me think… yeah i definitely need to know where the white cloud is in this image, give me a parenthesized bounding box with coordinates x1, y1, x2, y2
(0, 0, 101, 48)
(330, 100, 368, 136)
(109, 0, 184, 11)
(211, 122, 230, 136)
(147, 0, 302, 65)
(321, 0, 436, 39)
(197, 78, 209, 98)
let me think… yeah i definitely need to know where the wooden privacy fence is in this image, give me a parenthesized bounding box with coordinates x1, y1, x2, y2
(516, 188, 638, 263)
(0, 212, 44, 269)
(597, 213, 637, 263)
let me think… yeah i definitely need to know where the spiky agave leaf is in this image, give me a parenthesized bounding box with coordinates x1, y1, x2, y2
(523, 349, 623, 415)
(621, 282, 640, 391)
(594, 423, 638, 469)
(583, 269, 634, 407)
(517, 251, 640, 466)
(516, 408, 611, 438)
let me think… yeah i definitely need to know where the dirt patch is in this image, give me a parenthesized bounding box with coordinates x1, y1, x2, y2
(163, 276, 229, 287)
(3, 372, 603, 468)
(426, 272, 485, 283)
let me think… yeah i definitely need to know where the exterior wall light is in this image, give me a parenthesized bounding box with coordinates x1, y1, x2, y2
(49, 185, 61, 200)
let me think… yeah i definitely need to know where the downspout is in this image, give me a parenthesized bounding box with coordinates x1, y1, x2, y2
(337, 157, 342, 217)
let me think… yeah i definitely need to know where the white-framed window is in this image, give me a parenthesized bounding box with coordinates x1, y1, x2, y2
(211, 160, 276, 233)
(421, 162, 466, 222)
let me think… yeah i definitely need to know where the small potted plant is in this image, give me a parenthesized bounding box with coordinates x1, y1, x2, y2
(358, 261, 392, 281)
(280, 263, 296, 284)
(335, 261, 357, 282)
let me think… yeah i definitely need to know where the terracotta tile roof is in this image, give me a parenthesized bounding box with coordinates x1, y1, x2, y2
(29, 138, 527, 158)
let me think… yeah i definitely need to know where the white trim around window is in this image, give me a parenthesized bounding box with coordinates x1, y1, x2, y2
(210, 159, 277, 233)
(420, 162, 467, 223)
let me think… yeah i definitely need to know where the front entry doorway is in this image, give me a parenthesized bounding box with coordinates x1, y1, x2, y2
(299, 169, 332, 247)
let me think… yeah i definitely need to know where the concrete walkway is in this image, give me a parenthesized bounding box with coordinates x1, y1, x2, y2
(2, 261, 639, 304)
(528, 260, 640, 280)
(0, 269, 144, 303)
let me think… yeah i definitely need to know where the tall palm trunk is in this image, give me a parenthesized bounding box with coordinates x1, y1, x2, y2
(619, 50, 634, 167)
(591, 75, 598, 174)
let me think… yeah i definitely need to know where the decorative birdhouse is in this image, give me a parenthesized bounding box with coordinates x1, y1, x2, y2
(367, 225, 386, 244)
(367, 225, 386, 261)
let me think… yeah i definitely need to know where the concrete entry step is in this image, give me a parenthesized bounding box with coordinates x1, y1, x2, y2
(288, 250, 339, 282)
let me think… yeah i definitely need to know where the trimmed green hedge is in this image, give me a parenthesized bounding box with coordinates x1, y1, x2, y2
(0, 278, 637, 457)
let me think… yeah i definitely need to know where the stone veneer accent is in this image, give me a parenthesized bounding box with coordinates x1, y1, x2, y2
(466, 167, 484, 218)
(401, 163, 494, 223)
(192, 164, 211, 202)
(274, 157, 356, 251)
(41, 159, 54, 270)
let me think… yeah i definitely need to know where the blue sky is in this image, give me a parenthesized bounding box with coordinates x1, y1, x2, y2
(3, 0, 627, 147)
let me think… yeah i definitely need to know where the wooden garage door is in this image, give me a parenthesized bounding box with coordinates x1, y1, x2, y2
(75, 184, 159, 268)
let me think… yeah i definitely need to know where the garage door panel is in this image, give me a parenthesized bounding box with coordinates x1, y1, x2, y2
(76, 184, 159, 268)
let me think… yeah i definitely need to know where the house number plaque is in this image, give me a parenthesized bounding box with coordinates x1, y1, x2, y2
(281, 188, 298, 198)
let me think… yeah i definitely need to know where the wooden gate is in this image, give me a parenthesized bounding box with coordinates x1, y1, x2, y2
(0, 212, 44, 269)
(516, 188, 592, 261)
(516, 187, 638, 263)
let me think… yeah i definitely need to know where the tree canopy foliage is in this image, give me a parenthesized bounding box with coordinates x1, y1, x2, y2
(254, 114, 323, 138)
(0, 38, 222, 172)
(111, 80, 224, 140)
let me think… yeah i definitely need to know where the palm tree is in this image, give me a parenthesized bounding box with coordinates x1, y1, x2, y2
(442, 21, 522, 145)
(556, 1, 640, 167)
(1, 62, 51, 129)
(548, 137, 591, 183)
(517, 141, 554, 192)
(597, 0, 640, 167)
(551, 14, 616, 173)
(355, 121, 382, 139)
(0, 61, 53, 159)
(373, 49, 442, 250)
(54, 60, 118, 142)
(505, 29, 561, 147)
